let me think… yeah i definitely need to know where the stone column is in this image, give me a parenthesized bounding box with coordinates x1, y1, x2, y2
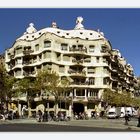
(74, 89, 76, 97)
(21, 68, 24, 77)
(85, 89, 87, 100)
(18, 103, 22, 116)
(69, 104, 72, 117)
(61, 54, 63, 62)
(84, 104, 87, 113)
(88, 89, 90, 97)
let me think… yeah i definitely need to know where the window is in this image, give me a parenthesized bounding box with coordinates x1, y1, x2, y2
(104, 67, 109, 74)
(15, 46, 22, 55)
(15, 69, 21, 76)
(88, 89, 98, 97)
(96, 57, 100, 63)
(103, 77, 110, 85)
(101, 45, 108, 53)
(37, 66, 41, 71)
(43, 52, 47, 59)
(89, 78, 95, 85)
(33, 56, 37, 63)
(16, 58, 22, 64)
(78, 45, 83, 49)
(61, 43, 68, 51)
(103, 58, 108, 64)
(59, 66, 65, 73)
(89, 45, 95, 52)
(7, 53, 11, 59)
(35, 44, 39, 51)
(43, 51, 51, 58)
(44, 40, 51, 48)
(38, 54, 42, 61)
(57, 53, 61, 61)
(87, 67, 95, 74)
(63, 56, 70, 61)
(84, 58, 91, 63)
(43, 64, 51, 70)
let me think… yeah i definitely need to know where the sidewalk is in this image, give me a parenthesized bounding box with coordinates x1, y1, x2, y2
(1, 118, 140, 131)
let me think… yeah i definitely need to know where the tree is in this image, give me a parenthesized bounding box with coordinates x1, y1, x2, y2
(35, 69, 70, 115)
(0, 64, 16, 113)
(16, 77, 35, 118)
(103, 89, 133, 107)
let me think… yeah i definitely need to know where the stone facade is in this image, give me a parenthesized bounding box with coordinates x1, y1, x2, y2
(5, 17, 137, 117)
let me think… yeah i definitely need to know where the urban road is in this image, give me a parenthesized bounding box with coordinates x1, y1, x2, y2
(0, 118, 140, 132)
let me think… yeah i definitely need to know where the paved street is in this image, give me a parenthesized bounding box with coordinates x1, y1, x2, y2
(0, 118, 140, 132)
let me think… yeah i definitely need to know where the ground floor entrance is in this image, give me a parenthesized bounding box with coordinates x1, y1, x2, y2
(73, 103, 84, 114)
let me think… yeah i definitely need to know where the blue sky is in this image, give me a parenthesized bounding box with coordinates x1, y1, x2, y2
(0, 8, 140, 76)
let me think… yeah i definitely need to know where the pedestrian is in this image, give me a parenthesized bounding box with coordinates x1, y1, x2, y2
(137, 107, 140, 127)
(38, 110, 43, 122)
(124, 111, 130, 125)
(21, 105, 27, 118)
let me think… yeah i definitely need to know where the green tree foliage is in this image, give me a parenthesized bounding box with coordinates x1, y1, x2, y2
(35, 69, 70, 115)
(103, 89, 135, 107)
(16, 78, 35, 117)
(0, 62, 16, 102)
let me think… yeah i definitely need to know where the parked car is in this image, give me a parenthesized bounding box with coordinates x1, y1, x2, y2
(120, 107, 125, 118)
(107, 107, 121, 119)
(120, 107, 137, 118)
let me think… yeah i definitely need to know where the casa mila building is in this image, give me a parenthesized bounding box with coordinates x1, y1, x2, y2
(5, 17, 137, 117)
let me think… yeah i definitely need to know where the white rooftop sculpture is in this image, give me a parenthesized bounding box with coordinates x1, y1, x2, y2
(74, 16, 84, 30)
(26, 23, 37, 34)
(51, 22, 57, 28)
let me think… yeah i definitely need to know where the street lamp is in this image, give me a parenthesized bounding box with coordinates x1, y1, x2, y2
(46, 94, 50, 121)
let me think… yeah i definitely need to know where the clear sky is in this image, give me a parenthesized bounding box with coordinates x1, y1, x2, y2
(0, 8, 140, 76)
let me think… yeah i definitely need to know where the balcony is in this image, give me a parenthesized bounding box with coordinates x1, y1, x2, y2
(69, 47, 87, 53)
(87, 96, 99, 102)
(84, 59, 91, 63)
(72, 59, 83, 64)
(68, 69, 86, 77)
(73, 96, 87, 102)
(23, 61, 32, 65)
(23, 71, 36, 77)
(23, 50, 34, 55)
(71, 82, 88, 86)
(101, 49, 109, 54)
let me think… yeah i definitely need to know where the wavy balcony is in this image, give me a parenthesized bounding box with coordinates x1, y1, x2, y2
(87, 96, 99, 102)
(23, 50, 34, 56)
(72, 59, 84, 64)
(68, 69, 86, 77)
(69, 47, 87, 54)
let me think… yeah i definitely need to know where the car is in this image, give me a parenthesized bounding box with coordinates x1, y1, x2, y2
(107, 107, 121, 119)
(107, 111, 117, 119)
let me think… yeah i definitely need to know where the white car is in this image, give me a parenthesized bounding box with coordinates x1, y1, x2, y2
(107, 111, 117, 119)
